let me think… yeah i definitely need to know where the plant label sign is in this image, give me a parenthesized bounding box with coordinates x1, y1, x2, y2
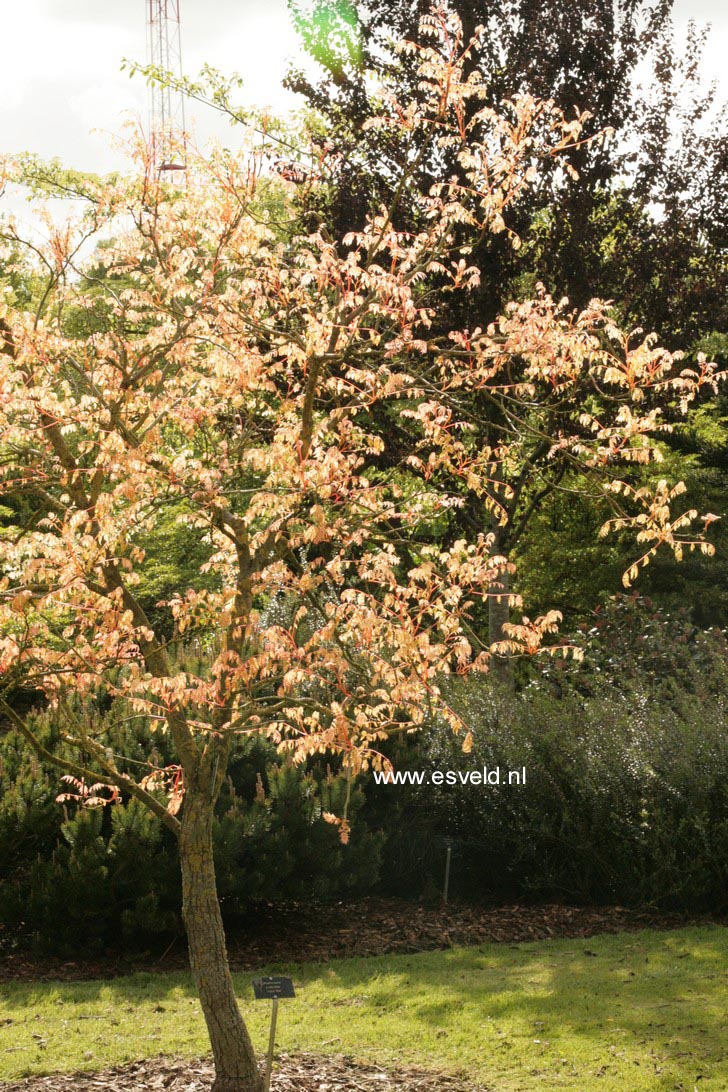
(252, 976, 296, 1000)
(253, 977, 296, 1092)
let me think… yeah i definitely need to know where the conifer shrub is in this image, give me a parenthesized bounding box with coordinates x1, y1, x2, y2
(0, 705, 382, 954)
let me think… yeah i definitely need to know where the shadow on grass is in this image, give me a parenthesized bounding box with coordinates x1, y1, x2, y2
(1, 926, 725, 1087)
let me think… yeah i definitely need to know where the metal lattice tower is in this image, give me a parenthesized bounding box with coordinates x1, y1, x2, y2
(147, 0, 187, 172)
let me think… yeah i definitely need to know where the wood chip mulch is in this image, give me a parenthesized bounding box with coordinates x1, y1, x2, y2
(223, 898, 724, 970)
(0, 1052, 491, 1092)
(1, 897, 723, 983)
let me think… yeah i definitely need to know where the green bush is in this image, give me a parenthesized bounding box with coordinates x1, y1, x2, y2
(374, 619, 728, 911)
(0, 727, 181, 953)
(0, 708, 383, 955)
(214, 760, 384, 918)
(1, 603, 725, 954)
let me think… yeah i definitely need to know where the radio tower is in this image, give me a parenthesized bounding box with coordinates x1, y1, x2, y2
(147, 0, 187, 173)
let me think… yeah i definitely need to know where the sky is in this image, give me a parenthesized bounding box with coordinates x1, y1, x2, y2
(0, 0, 726, 177)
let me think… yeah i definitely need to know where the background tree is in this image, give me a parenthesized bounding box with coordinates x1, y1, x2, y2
(0, 9, 720, 1091)
(286, 0, 727, 633)
(288, 0, 726, 336)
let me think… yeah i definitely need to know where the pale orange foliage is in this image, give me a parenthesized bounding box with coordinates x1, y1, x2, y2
(0, 6, 721, 830)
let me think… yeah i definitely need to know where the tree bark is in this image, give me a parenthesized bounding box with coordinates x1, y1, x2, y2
(179, 788, 263, 1092)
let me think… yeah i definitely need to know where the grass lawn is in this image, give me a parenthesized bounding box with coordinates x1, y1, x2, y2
(0, 925, 725, 1090)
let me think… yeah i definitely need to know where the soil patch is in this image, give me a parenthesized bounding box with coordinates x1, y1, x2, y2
(1, 898, 723, 983)
(0, 1052, 489, 1091)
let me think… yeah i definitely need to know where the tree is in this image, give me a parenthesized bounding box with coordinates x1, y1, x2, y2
(0, 9, 720, 1090)
(286, 0, 726, 641)
(287, 0, 726, 340)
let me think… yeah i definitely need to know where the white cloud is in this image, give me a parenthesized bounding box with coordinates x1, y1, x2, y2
(1, 0, 301, 172)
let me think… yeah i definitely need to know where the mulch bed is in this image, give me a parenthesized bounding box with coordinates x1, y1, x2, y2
(1, 897, 723, 983)
(0, 1053, 490, 1092)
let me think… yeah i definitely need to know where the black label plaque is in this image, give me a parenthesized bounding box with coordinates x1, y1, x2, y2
(252, 976, 295, 1000)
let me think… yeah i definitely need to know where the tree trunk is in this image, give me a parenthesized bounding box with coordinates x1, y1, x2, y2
(179, 789, 263, 1092)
